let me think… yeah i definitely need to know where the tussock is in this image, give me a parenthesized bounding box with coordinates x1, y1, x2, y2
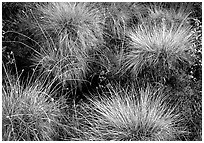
(123, 8, 194, 80)
(69, 84, 188, 141)
(25, 2, 105, 89)
(2, 64, 66, 141)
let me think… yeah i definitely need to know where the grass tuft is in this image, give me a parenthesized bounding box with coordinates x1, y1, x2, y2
(2, 2, 201, 141)
(2, 64, 66, 141)
(23, 2, 106, 90)
(69, 84, 188, 141)
(36, 2, 104, 48)
(123, 8, 195, 82)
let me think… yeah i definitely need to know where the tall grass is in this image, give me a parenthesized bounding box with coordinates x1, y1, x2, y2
(123, 5, 195, 82)
(32, 42, 89, 91)
(34, 2, 105, 48)
(19, 2, 105, 90)
(89, 3, 146, 84)
(2, 63, 67, 141)
(2, 2, 201, 141)
(69, 84, 188, 141)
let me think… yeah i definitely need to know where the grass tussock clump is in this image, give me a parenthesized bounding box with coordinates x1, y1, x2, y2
(26, 2, 106, 89)
(39, 2, 104, 47)
(2, 2, 201, 141)
(123, 8, 195, 81)
(2, 67, 66, 141)
(70, 84, 188, 141)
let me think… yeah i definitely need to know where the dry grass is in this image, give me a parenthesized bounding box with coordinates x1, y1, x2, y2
(123, 6, 195, 80)
(32, 41, 89, 90)
(69, 84, 188, 141)
(2, 2, 201, 141)
(21, 2, 106, 90)
(2, 64, 67, 141)
(35, 2, 105, 48)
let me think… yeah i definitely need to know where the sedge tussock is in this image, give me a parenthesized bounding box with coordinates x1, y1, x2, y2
(70, 84, 188, 141)
(123, 13, 195, 80)
(27, 2, 105, 49)
(24, 2, 105, 89)
(2, 66, 66, 141)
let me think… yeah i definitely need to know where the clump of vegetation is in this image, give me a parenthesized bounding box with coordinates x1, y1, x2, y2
(19, 2, 106, 90)
(2, 63, 67, 141)
(69, 84, 188, 141)
(2, 2, 202, 141)
(29, 2, 104, 48)
(123, 4, 195, 84)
